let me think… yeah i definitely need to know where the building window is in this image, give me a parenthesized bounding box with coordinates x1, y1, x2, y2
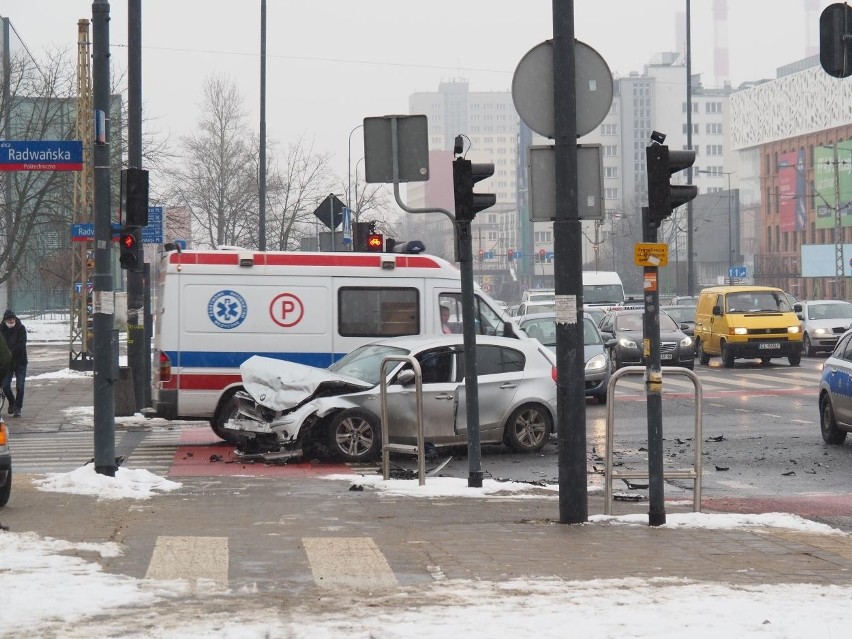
(705, 102, 722, 114)
(706, 123, 722, 135)
(604, 145, 618, 157)
(604, 188, 619, 200)
(706, 145, 723, 156)
(601, 124, 617, 135)
(605, 166, 618, 179)
(534, 231, 553, 243)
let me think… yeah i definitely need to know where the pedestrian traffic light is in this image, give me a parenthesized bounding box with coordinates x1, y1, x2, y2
(452, 157, 496, 222)
(119, 228, 139, 270)
(366, 233, 384, 252)
(646, 137, 698, 229)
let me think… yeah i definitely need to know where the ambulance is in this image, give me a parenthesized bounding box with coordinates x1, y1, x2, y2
(152, 247, 522, 440)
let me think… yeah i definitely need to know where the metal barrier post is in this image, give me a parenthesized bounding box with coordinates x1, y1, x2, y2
(604, 365, 703, 515)
(380, 355, 425, 485)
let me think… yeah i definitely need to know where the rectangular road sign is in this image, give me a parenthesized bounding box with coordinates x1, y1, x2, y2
(363, 114, 429, 184)
(634, 242, 669, 267)
(142, 206, 163, 244)
(529, 144, 604, 221)
(0, 140, 83, 171)
(728, 266, 747, 279)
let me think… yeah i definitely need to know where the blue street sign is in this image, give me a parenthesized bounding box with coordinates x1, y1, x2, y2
(729, 266, 747, 279)
(141, 206, 163, 244)
(0, 140, 83, 171)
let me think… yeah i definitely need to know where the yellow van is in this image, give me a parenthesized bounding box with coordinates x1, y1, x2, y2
(694, 285, 803, 368)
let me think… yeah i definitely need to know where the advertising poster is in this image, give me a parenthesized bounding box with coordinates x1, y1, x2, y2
(814, 141, 852, 230)
(777, 151, 797, 232)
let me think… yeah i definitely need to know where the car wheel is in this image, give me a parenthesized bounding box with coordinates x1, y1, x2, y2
(788, 351, 801, 367)
(504, 404, 552, 453)
(820, 394, 848, 445)
(327, 408, 381, 463)
(0, 468, 10, 507)
(721, 341, 735, 368)
(804, 334, 815, 357)
(210, 392, 242, 444)
(697, 340, 711, 365)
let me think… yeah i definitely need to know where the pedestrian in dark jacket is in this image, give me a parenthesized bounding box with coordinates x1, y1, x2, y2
(1, 310, 27, 417)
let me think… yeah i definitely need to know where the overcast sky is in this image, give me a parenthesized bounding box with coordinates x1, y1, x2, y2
(0, 1, 834, 179)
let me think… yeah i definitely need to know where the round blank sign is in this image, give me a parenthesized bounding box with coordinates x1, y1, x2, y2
(512, 40, 613, 139)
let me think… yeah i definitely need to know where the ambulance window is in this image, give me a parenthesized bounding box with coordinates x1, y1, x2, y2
(439, 293, 505, 335)
(338, 287, 419, 337)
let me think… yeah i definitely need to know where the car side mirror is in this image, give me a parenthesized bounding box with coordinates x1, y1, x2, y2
(794, 303, 802, 313)
(712, 305, 722, 316)
(396, 369, 416, 386)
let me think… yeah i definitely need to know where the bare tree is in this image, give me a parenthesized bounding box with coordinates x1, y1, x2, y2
(167, 75, 257, 248)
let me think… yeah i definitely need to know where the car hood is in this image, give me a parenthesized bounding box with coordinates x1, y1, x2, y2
(240, 355, 373, 411)
(803, 318, 852, 330)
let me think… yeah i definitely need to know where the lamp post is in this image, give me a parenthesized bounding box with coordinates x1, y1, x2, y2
(348, 124, 364, 211)
(697, 170, 735, 284)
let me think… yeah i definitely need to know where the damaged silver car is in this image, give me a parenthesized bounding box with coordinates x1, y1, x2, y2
(225, 335, 558, 463)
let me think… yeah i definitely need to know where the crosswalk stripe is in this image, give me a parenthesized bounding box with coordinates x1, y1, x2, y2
(145, 535, 229, 590)
(302, 537, 398, 590)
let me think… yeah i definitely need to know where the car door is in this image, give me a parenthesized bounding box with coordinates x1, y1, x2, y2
(455, 344, 524, 442)
(384, 346, 461, 444)
(826, 334, 852, 426)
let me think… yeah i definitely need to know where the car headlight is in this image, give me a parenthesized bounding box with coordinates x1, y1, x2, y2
(586, 353, 607, 372)
(680, 336, 693, 348)
(813, 327, 828, 336)
(618, 337, 638, 349)
(732, 327, 748, 335)
(788, 325, 801, 334)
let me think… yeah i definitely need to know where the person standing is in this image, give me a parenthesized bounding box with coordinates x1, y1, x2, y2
(1, 310, 27, 417)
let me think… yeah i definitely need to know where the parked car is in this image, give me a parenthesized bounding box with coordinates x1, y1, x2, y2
(0, 418, 10, 507)
(662, 305, 696, 354)
(598, 309, 694, 370)
(225, 335, 558, 463)
(521, 289, 555, 304)
(515, 300, 556, 318)
(818, 329, 852, 445)
(794, 300, 852, 356)
(518, 312, 610, 403)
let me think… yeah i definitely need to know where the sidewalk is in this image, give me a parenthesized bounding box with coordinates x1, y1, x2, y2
(4, 361, 852, 629)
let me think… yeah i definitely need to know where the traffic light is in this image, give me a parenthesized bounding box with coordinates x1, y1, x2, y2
(820, 3, 852, 78)
(508, 248, 514, 261)
(120, 168, 149, 226)
(366, 233, 384, 252)
(646, 141, 698, 228)
(119, 228, 139, 270)
(452, 157, 496, 221)
(539, 249, 546, 262)
(478, 249, 484, 261)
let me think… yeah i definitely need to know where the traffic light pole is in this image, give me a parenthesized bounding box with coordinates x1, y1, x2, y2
(641, 206, 666, 526)
(456, 218, 483, 488)
(91, 0, 117, 477)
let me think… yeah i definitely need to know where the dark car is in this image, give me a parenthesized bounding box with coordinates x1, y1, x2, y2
(0, 419, 10, 507)
(599, 309, 694, 371)
(662, 305, 696, 353)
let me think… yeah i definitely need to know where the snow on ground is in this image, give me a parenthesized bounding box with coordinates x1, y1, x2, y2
(6, 315, 852, 637)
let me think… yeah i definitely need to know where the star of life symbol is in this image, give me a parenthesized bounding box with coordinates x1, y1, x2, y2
(208, 290, 248, 329)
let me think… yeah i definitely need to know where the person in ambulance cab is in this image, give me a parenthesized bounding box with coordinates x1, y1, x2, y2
(441, 305, 453, 334)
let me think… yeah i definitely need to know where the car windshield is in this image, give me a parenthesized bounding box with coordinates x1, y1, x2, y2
(726, 292, 792, 313)
(328, 343, 409, 385)
(616, 312, 678, 332)
(665, 307, 695, 323)
(522, 316, 601, 347)
(807, 302, 852, 320)
(584, 284, 623, 305)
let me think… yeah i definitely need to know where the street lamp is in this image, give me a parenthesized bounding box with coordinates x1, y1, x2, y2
(348, 124, 364, 212)
(697, 169, 735, 285)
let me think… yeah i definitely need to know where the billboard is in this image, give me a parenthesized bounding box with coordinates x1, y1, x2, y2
(777, 151, 801, 232)
(814, 141, 852, 230)
(801, 243, 852, 277)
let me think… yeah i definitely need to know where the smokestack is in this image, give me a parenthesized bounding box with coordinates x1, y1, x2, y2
(713, 0, 730, 87)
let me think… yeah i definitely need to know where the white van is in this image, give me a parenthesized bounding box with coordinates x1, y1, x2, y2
(152, 248, 520, 439)
(583, 271, 625, 309)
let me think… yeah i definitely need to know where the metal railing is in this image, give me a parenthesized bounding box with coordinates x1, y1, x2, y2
(604, 365, 703, 515)
(380, 355, 426, 485)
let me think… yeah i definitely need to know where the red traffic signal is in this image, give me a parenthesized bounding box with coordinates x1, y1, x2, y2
(539, 249, 546, 260)
(119, 228, 139, 270)
(507, 249, 514, 261)
(366, 233, 384, 252)
(478, 249, 484, 261)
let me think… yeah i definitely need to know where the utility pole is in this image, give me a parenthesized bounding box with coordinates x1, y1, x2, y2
(92, 0, 117, 476)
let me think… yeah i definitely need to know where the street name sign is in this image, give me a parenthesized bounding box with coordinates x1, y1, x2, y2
(0, 140, 83, 171)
